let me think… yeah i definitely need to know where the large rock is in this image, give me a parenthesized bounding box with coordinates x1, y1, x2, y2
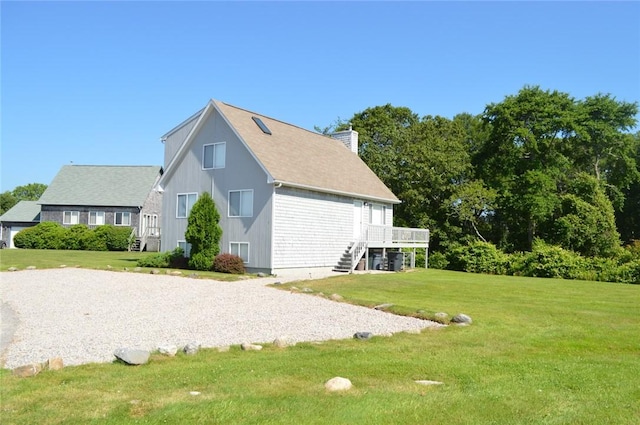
(12, 363, 43, 377)
(451, 313, 473, 325)
(158, 344, 178, 357)
(273, 336, 296, 348)
(353, 332, 372, 340)
(415, 380, 444, 386)
(114, 348, 150, 365)
(183, 342, 201, 355)
(325, 377, 352, 391)
(45, 357, 64, 371)
(241, 342, 263, 351)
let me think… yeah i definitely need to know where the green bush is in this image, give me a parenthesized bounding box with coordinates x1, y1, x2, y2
(13, 222, 66, 249)
(427, 251, 448, 269)
(447, 241, 507, 274)
(185, 192, 223, 271)
(93, 225, 132, 251)
(613, 260, 640, 284)
(189, 250, 216, 271)
(518, 240, 587, 279)
(62, 225, 92, 250)
(213, 253, 246, 274)
(136, 247, 185, 268)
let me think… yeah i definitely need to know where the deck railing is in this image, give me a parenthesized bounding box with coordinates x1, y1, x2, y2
(364, 225, 430, 245)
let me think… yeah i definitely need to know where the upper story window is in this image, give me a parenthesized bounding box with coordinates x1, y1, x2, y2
(203, 142, 226, 169)
(115, 212, 131, 226)
(63, 211, 80, 225)
(89, 211, 105, 225)
(229, 190, 253, 217)
(177, 193, 198, 218)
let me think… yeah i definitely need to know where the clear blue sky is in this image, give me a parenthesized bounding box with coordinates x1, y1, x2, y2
(2, 1, 639, 192)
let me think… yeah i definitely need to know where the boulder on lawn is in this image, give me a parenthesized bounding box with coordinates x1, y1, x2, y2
(114, 348, 150, 365)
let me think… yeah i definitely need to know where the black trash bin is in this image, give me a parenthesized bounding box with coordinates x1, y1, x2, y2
(370, 253, 383, 270)
(387, 252, 404, 271)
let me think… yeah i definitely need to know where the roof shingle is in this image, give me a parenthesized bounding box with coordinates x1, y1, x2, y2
(37, 165, 161, 207)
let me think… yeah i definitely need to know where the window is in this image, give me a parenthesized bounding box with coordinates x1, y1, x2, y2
(177, 193, 198, 218)
(369, 204, 386, 225)
(115, 212, 131, 226)
(63, 211, 80, 225)
(230, 242, 249, 263)
(203, 142, 226, 169)
(229, 190, 253, 217)
(178, 241, 192, 257)
(252, 116, 272, 135)
(89, 211, 105, 226)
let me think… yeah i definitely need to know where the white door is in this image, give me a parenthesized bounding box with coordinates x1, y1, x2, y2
(9, 226, 27, 248)
(353, 201, 363, 239)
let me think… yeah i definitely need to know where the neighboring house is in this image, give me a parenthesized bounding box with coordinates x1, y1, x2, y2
(0, 201, 41, 248)
(37, 165, 163, 251)
(158, 99, 429, 274)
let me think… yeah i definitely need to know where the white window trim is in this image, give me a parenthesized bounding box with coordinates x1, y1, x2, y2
(228, 189, 254, 217)
(115, 211, 131, 226)
(229, 242, 250, 264)
(63, 210, 80, 225)
(177, 240, 191, 257)
(369, 204, 386, 225)
(176, 192, 198, 219)
(202, 142, 226, 170)
(89, 211, 105, 226)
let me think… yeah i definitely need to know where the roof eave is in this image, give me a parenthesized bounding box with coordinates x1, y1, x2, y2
(274, 180, 401, 204)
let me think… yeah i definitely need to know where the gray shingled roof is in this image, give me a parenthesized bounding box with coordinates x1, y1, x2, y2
(0, 201, 41, 223)
(37, 165, 161, 207)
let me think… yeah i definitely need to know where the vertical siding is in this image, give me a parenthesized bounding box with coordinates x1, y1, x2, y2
(161, 109, 273, 270)
(273, 187, 352, 269)
(163, 114, 200, 168)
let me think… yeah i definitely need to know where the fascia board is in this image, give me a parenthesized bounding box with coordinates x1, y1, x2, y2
(157, 101, 214, 188)
(274, 180, 401, 205)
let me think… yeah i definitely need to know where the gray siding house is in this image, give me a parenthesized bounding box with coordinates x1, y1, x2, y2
(37, 165, 163, 251)
(0, 201, 41, 248)
(158, 100, 429, 274)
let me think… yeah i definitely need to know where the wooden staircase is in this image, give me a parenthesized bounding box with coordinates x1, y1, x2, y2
(333, 240, 368, 273)
(333, 244, 354, 272)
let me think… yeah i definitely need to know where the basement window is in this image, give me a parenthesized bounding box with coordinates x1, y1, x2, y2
(252, 116, 272, 135)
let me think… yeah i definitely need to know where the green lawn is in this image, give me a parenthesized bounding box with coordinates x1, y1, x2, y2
(0, 249, 242, 281)
(1, 269, 638, 424)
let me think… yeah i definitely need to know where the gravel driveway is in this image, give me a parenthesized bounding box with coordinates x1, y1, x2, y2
(1, 269, 440, 369)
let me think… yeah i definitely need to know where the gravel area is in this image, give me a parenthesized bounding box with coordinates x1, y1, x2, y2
(0, 268, 441, 369)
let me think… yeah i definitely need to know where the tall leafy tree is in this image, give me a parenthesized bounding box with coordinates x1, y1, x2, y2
(185, 192, 222, 271)
(12, 183, 48, 201)
(572, 94, 639, 209)
(0, 191, 17, 216)
(1, 183, 48, 215)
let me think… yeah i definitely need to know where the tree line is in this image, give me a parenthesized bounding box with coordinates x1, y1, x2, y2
(334, 86, 639, 259)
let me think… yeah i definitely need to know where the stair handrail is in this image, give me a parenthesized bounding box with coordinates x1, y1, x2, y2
(348, 227, 369, 273)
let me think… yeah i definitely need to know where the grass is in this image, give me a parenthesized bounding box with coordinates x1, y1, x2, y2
(0, 249, 244, 281)
(1, 268, 639, 424)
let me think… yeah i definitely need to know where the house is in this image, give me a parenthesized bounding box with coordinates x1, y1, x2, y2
(157, 99, 429, 274)
(36, 165, 163, 251)
(0, 201, 41, 248)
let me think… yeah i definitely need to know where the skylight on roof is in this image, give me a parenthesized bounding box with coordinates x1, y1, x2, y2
(252, 116, 272, 135)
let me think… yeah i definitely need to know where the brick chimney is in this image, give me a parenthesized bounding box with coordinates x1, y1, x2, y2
(330, 126, 359, 154)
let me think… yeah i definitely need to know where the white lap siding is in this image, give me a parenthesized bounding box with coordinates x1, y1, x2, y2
(273, 188, 352, 269)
